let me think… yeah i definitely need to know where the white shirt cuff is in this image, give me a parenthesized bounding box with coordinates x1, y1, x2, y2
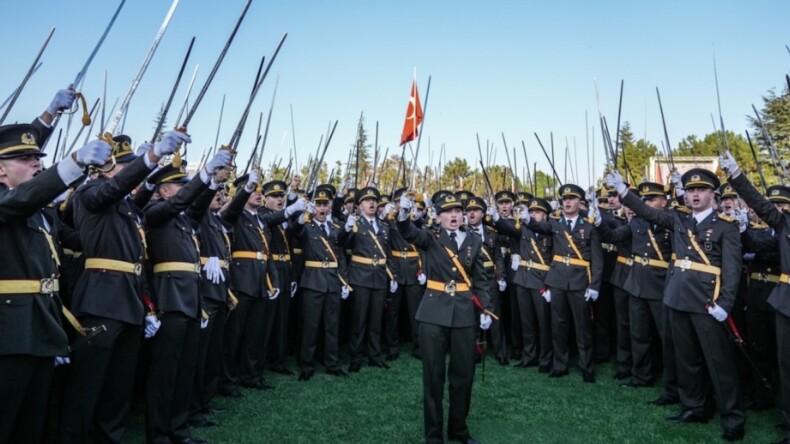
(56, 155, 85, 185)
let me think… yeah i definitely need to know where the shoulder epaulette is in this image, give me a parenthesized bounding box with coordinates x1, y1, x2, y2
(549, 213, 561, 220)
(674, 205, 691, 214)
(749, 221, 769, 230)
(717, 212, 735, 222)
(331, 223, 340, 229)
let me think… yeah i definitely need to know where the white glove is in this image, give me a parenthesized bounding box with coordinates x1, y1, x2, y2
(417, 272, 427, 285)
(520, 209, 531, 223)
(737, 211, 748, 233)
(707, 304, 728, 322)
(389, 280, 398, 293)
(584, 288, 599, 302)
(341, 286, 350, 300)
(154, 130, 191, 157)
(200, 318, 209, 329)
(203, 256, 225, 284)
(594, 207, 602, 226)
(244, 169, 261, 193)
(486, 205, 499, 222)
(144, 314, 161, 339)
(290, 281, 298, 298)
(285, 199, 307, 217)
(268, 288, 280, 300)
(54, 356, 71, 366)
(542, 288, 551, 303)
(47, 86, 76, 116)
(497, 279, 507, 291)
(205, 150, 232, 173)
(75, 140, 113, 166)
(480, 314, 492, 330)
(670, 170, 682, 188)
(606, 171, 627, 195)
(306, 201, 315, 214)
(345, 215, 357, 232)
(400, 193, 412, 210)
(720, 151, 741, 177)
(511, 254, 521, 271)
(136, 142, 154, 157)
(550, 200, 559, 211)
(743, 252, 756, 262)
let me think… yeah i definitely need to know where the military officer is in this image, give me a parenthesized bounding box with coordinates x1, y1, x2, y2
(62, 131, 185, 443)
(144, 150, 232, 444)
(341, 186, 397, 372)
(397, 191, 492, 444)
(609, 167, 745, 442)
(0, 122, 111, 443)
(292, 184, 351, 380)
(492, 197, 554, 372)
(519, 184, 603, 383)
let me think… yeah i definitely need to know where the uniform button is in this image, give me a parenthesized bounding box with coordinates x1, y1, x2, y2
(452, 267, 457, 272)
(5, 300, 10, 304)
(687, 246, 692, 250)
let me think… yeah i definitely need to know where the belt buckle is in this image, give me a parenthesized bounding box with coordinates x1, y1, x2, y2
(679, 259, 692, 271)
(256, 252, 264, 260)
(445, 280, 457, 296)
(758, 273, 767, 282)
(279, 254, 285, 261)
(133, 263, 143, 276)
(627, 258, 635, 266)
(562, 256, 570, 265)
(372, 257, 380, 266)
(40, 278, 55, 294)
(194, 264, 201, 273)
(322, 259, 330, 269)
(526, 260, 534, 268)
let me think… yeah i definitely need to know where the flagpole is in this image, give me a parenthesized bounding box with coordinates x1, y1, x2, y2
(411, 75, 431, 190)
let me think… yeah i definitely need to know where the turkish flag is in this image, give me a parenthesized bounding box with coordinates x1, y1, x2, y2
(399, 78, 423, 146)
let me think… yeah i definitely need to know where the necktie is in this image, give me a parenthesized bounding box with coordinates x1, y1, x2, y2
(692, 218, 698, 231)
(449, 231, 458, 248)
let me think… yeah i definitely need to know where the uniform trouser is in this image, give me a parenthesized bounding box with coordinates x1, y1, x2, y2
(405, 283, 424, 356)
(593, 280, 615, 361)
(515, 286, 552, 367)
(776, 311, 790, 438)
(0, 355, 54, 444)
(661, 304, 679, 399)
(61, 317, 141, 444)
(221, 293, 266, 388)
(146, 313, 200, 444)
(385, 283, 422, 356)
(747, 306, 776, 406)
(252, 295, 277, 376)
(628, 296, 663, 385)
(269, 278, 293, 369)
(612, 286, 632, 374)
(506, 285, 522, 357)
(489, 286, 507, 360)
(349, 286, 386, 364)
(190, 300, 228, 419)
(419, 322, 477, 444)
(551, 288, 594, 373)
(300, 289, 341, 371)
(669, 308, 745, 430)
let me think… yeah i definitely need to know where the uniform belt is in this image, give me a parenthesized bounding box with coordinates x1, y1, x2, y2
(426, 279, 470, 296)
(0, 278, 60, 294)
(199, 257, 229, 269)
(673, 259, 721, 276)
(781, 274, 790, 284)
(63, 248, 82, 258)
(616, 256, 634, 266)
(601, 243, 617, 252)
(750, 272, 782, 284)
(293, 248, 303, 254)
(153, 262, 201, 274)
(305, 260, 338, 269)
(85, 258, 143, 275)
(271, 254, 292, 262)
(392, 251, 420, 259)
(232, 251, 269, 261)
(519, 259, 550, 271)
(552, 255, 590, 268)
(632, 256, 669, 269)
(351, 255, 386, 266)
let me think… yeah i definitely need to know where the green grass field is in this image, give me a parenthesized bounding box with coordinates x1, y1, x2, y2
(125, 349, 781, 443)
